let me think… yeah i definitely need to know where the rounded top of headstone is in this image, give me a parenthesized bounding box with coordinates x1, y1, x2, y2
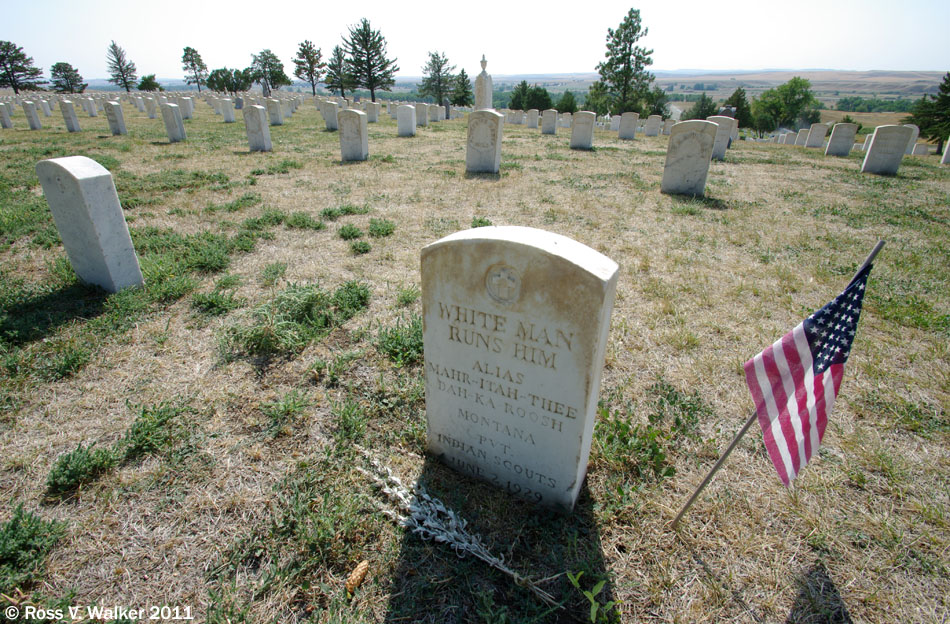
(480, 55, 487, 71)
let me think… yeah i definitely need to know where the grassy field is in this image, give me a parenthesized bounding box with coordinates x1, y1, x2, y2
(0, 96, 948, 624)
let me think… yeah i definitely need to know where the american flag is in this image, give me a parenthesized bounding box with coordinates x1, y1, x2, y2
(744, 264, 872, 486)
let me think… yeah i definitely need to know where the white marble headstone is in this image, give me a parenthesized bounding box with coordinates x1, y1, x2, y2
(619, 112, 639, 140)
(570, 111, 595, 150)
(36, 156, 144, 292)
(466, 110, 503, 173)
(825, 123, 858, 157)
(397, 104, 416, 137)
(661, 120, 718, 196)
(243, 105, 272, 152)
(861, 125, 913, 175)
(421, 226, 619, 511)
(804, 122, 829, 148)
(541, 109, 557, 135)
(339, 109, 369, 161)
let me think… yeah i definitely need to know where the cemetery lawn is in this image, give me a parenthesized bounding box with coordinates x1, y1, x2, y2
(1, 100, 948, 624)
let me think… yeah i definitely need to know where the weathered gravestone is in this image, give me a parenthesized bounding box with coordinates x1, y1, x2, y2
(266, 99, 283, 126)
(220, 99, 235, 123)
(541, 109, 558, 135)
(466, 110, 504, 173)
(60, 100, 81, 133)
(84, 98, 98, 117)
(660, 120, 718, 196)
(903, 124, 919, 154)
(179, 97, 194, 120)
(794, 129, 809, 145)
(397, 105, 416, 137)
(365, 101, 379, 123)
(861, 125, 913, 175)
(570, 111, 596, 150)
(559, 112, 572, 128)
(234, 97, 244, 110)
(339, 109, 369, 162)
(804, 122, 829, 148)
(942, 138, 950, 165)
(429, 104, 441, 123)
(39, 100, 52, 117)
(707, 115, 733, 160)
(825, 122, 858, 157)
(643, 114, 662, 136)
(416, 103, 429, 127)
(22, 101, 42, 130)
(474, 55, 493, 110)
(243, 105, 272, 152)
(609, 116, 621, 131)
(421, 226, 619, 511)
(36, 156, 144, 292)
(619, 112, 639, 140)
(145, 97, 158, 119)
(104, 101, 127, 135)
(526, 109, 539, 129)
(663, 119, 675, 135)
(912, 144, 929, 156)
(0, 103, 12, 129)
(160, 103, 186, 142)
(322, 101, 339, 131)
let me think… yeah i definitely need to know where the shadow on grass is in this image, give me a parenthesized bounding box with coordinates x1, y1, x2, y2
(785, 562, 853, 624)
(670, 194, 729, 211)
(464, 172, 501, 181)
(0, 282, 107, 346)
(383, 456, 616, 623)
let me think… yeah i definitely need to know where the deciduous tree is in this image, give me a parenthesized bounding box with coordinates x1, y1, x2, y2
(293, 40, 325, 96)
(251, 49, 290, 97)
(596, 8, 654, 114)
(106, 41, 137, 93)
(343, 18, 398, 102)
(50, 62, 87, 94)
(206, 68, 253, 96)
(0, 41, 46, 94)
(419, 51, 455, 108)
(182, 47, 208, 92)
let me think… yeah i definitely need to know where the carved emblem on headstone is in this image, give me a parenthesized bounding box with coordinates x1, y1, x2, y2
(485, 264, 520, 304)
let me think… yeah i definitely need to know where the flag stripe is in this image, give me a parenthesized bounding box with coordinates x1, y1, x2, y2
(747, 353, 791, 486)
(761, 338, 801, 477)
(776, 330, 808, 470)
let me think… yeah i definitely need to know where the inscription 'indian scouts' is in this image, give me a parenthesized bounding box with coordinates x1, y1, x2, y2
(421, 226, 619, 511)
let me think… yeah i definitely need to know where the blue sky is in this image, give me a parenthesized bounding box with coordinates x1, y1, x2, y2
(6, 0, 948, 81)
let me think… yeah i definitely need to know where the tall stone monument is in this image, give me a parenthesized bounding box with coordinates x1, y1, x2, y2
(421, 226, 619, 512)
(474, 55, 493, 111)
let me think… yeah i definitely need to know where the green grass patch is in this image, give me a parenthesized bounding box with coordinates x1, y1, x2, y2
(376, 314, 423, 367)
(350, 240, 371, 255)
(0, 505, 65, 590)
(285, 212, 326, 230)
(46, 443, 117, 495)
(207, 192, 263, 214)
(259, 262, 287, 286)
(220, 281, 370, 359)
(471, 216, 493, 228)
(338, 224, 363, 240)
(367, 218, 395, 238)
(262, 390, 310, 437)
(396, 284, 420, 307)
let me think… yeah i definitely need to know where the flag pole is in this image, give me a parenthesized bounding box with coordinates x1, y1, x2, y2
(669, 240, 885, 530)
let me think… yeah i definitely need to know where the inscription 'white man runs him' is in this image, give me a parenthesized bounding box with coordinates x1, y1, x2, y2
(438, 302, 573, 370)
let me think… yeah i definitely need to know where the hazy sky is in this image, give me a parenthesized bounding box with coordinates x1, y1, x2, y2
(6, 0, 948, 82)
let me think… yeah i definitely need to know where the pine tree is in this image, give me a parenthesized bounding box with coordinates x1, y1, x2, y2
(294, 40, 325, 96)
(419, 51, 455, 108)
(251, 49, 290, 97)
(526, 85, 553, 111)
(685, 93, 718, 120)
(556, 90, 577, 114)
(903, 71, 950, 155)
(138, 74, 162, 92)
(106, 41, 137, 93)
(584, 81, 611, 116)
(207, 68, 253, 96)
(0, 41, 46, 94)
(724, 87, 753, 128)
(596, 8, 654, 114)
(324, 46, 354, 98)
(182, 47, 208, 92)
(509, 81, 530, 111)
(50, 62, 87, 94)
(343, 18, 398, 102)
(451, 69, 473, 107)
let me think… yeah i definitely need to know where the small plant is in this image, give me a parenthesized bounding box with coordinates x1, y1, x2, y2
(192, 290, 243, 316)
(311, 351, 362, 387)
(46, 443, 117, 495)
(259, 262, 287, 286)
(396, 284, 420, 307)
(351, 240, 371, 255)
(122, 402, 191, 460)
(285, 212, 326, 230)
(567, 571, 621, 623)
(471, 216, 493, 228)
(0, 504, 65, 589)
(368, 218, 395, 238)
(332, 396, 366, 443)
(262, 390, 310, 437)
(39, 343, 90, 381)
(339, 203, 370, 216)
(376, 314, 423, 367)
(338, 224, 363, 240)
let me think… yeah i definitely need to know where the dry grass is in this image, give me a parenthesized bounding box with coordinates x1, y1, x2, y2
(0, 95, 948, 623)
